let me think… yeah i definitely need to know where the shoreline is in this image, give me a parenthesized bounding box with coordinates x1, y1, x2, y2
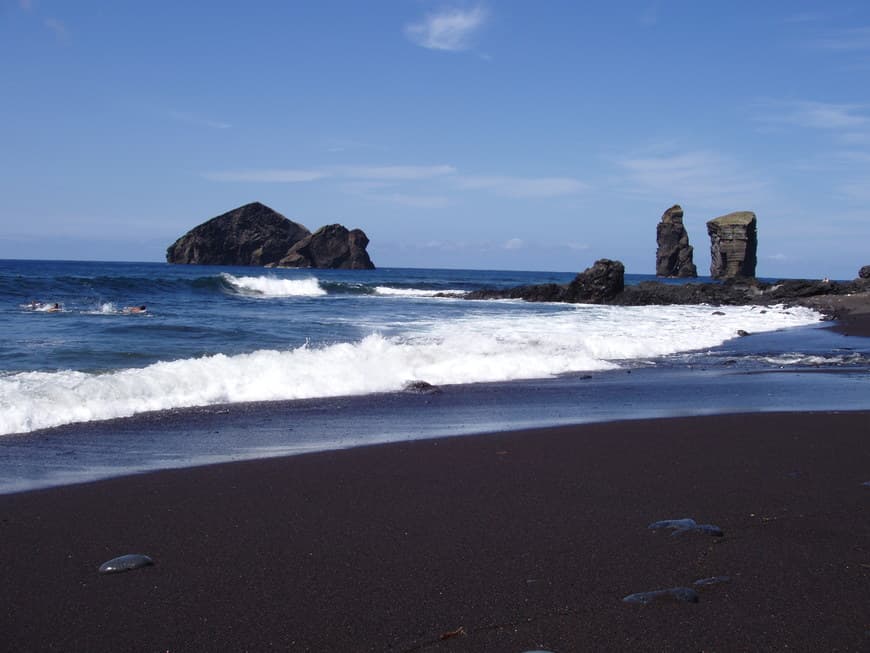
(2, 410, 869, 651)
(796, 293, 870, 337)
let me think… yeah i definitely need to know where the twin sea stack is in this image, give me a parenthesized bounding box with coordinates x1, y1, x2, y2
(166, 202, 375, 269)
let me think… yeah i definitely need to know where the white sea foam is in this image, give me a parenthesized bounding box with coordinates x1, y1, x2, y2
(373, 286, 452, 297)
(222, 273, 326, 297)
(0, 303, 822, 436)
(758, 353, 866, 367)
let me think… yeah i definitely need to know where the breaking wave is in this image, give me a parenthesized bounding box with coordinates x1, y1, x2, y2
(0, 303, 822, 436)
(221, 273, 326, 297)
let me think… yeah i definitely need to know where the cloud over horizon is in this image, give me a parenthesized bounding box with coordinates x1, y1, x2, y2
(617, 149, 768, 206)
(456, 175, 587, 198)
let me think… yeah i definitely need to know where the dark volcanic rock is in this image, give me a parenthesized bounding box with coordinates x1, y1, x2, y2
(459, 259, 870, 314)
(167, 203, 376, 268)
(566, 259, 625, 303)
(166, 202, 311, 266)
(462, 259, 624, 304)
(859, 265, 870, 279)
(277, 224, 375, 270)
(707, 211, 757, 279)
(463, 283, 567, 302)
(656, 205, 697, 278)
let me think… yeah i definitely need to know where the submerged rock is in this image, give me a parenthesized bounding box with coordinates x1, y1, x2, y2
(622, 587, 699, 605)
(656, 204, 697, 278)
(98, 553, 154, 574)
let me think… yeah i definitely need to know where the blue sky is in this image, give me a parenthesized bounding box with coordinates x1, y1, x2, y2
(2, 1, 869, 278)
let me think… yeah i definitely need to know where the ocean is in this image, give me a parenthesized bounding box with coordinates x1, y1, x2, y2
(2, 259, 869, 493)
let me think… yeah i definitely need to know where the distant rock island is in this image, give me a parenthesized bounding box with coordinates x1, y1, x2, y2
(166, 202, 375, 269)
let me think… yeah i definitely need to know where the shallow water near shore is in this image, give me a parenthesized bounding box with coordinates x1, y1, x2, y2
(2, 331, 869, 494)
(1, 260, 869, 493)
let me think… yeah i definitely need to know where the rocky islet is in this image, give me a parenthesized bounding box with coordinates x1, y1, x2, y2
(166, 202, 374, 269)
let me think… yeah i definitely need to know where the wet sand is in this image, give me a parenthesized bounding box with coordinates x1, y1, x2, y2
(798, 290, 870, 337)
(1, 411, 869, 652)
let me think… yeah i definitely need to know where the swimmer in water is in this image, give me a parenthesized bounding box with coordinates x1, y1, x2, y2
(123, 305, 147, 314)
(47, 303, 61, 312)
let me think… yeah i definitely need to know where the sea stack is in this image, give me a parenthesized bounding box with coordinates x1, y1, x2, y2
(706, 211, 757, 279)
(655, 204, 697, 278)
(166, 202, 375, 269)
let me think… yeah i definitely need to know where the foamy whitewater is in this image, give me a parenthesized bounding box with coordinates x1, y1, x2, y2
(0, 260, 858, 438)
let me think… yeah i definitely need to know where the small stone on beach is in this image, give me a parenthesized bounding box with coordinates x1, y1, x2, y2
(402, 380, 442, 394)
(98, 553, 154, 574)
(622, 587, 699, 605)
(648, 517, 724, 537)
(693, 575, 731, 587)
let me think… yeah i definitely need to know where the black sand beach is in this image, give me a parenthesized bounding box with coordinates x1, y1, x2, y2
(2, 411, 868, 652)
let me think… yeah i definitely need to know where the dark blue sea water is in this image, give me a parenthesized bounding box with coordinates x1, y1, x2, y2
(2, 259, 868, 493)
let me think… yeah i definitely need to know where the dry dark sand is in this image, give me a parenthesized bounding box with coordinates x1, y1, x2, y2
(2, 411, 869, 652)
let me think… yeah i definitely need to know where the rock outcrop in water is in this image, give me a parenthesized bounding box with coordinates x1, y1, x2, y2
(453, 257, 870, 313)
(166, 202, 375, 269)
(274, 224, 374, 270)
(656, 205, 697, 278)
(566, 258, 625, 302)
(707, 211, 757, 279)
(463, 259, 625, 304)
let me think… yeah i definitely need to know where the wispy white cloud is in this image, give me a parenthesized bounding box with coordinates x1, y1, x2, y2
(372, 193, 450, 208)
(503, 238, 524, 250)
(755, 100, 868, 130)
(837, 178, 870, 202)
(44, 17, 69, 42)
(202, 169, 329, 183)
(202, 163, 586, 204)
(784, 12, 824, 24)
(617, 150, 768, 204)
(405, 5, 488, 52)
(815, 26, 870, 51)
(457, 175, 587, 198)
(639, 4, 659, 26)
(169, 110, 231, 130)
(203, 164, 456, 183)
(836, 131, 870, 145)
(338, 164, 456, 180)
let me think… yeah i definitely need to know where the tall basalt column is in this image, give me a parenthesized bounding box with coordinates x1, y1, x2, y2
(655, 204, 697, 278)
(706, 211, 757, 279)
